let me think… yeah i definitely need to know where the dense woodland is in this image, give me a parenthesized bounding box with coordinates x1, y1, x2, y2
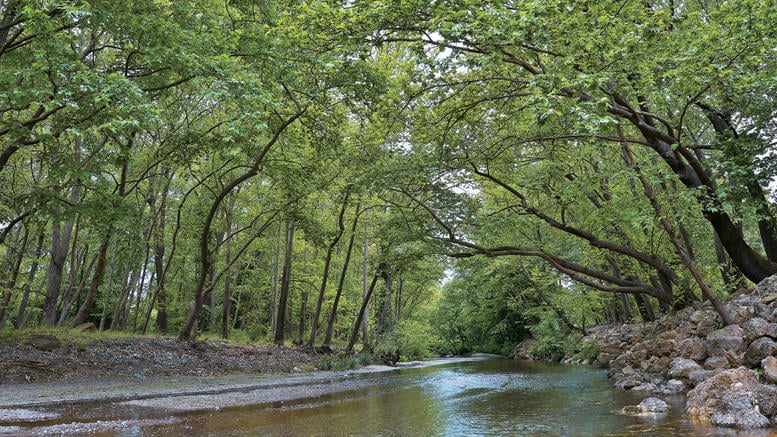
(0, 0, 776, 359)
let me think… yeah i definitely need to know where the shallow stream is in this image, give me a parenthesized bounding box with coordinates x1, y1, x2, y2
(5, 358, 775, 436)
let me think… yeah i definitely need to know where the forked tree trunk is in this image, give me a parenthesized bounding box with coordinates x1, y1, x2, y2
(274, 220, 295, 346)
(322, 204, 361, 350)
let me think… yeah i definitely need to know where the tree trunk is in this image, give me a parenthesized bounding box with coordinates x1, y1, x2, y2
(274, 220, 295, 346)
(59, 250, 96, 327)
(309, 191, 350, 347)
(15, 231, 44, 328)
(222, 194, 235, 339)
(612, 96, 777, 282)
(362, 217, 370, 350)
(623, 143, 733, 325)
(71, 237, 110, 327)
(0, 226, 27, 328)
(378, 264, 393, 334)
(42, 186, 79, 326)
(346, 272, 380, 353)
(178, 106, 304, 341)
(322, 204, 361, 350)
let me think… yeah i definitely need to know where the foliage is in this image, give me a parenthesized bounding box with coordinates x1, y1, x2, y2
(317, 353, 373, 371)
(527, 313, 579, 362)
(1, 0, 776, 361)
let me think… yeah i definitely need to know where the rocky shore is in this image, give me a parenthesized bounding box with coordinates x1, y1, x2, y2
(550, 274, 777, 430)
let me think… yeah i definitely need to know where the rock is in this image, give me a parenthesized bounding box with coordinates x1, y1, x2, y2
(667, 358, 702, 380)
(710, 391, 771, 429)
(743, 337, 777, 366)
(686, 367, 777, 427)
(679, 337, 707, 362)
(741, 317, 770, 343)
(740, 317, 777, 341)
(730, 305, 755, 325)
(614, 376, 643, 390)
(763, 293, 777, 305)
(653, 338, 676, 357)
(688, 310, 720, 336)
(630, 382, 658, 393)
(26, 334, 62, 351)
(762, 356, 777, 384)
(703, 355, 729, 370)
(754, 274, 777, 297)
(706, 325, 745, 357)
(688, 369, 720, 387)
(647, 356, 670, 374)
(73, 322, 96, 332)
(619, 397, 669, 416)
(511, 338, 534, 359)
(664, 379, 685, 393)
(638, 397, 669, 413)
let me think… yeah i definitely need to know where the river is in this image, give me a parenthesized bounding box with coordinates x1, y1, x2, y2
(4, 358, 773, 436)
(138, 359, 754, 436)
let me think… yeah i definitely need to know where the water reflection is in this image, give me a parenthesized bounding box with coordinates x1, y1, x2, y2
(126, 360, 777, 436)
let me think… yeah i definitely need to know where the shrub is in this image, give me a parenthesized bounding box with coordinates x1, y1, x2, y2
(578, 339, 599, 361)
(395, 320, 436, 361)
(527, 313, 578, 361)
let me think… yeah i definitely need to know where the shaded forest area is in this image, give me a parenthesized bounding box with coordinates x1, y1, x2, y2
(1, 0, 776, 360)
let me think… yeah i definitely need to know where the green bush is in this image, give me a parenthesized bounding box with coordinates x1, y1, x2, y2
(395, 320, 435, 361)
(527, 313, 578, 361)
(317, 353, 373, 371)
(578, 339, 599, 361)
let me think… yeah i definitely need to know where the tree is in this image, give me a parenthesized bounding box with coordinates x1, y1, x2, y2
(355, 0, 777, 285)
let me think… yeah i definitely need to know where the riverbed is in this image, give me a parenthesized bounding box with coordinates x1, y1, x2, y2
(1, 358, 772, 436)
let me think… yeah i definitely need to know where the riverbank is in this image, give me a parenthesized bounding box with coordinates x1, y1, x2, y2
(546, 274, 777, 430)
(0, 332, 324, 385)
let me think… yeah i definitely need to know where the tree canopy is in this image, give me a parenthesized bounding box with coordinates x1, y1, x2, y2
(1, 0, 775, 356)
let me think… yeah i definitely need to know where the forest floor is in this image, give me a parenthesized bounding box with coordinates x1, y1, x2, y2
(0, 331, 325, 385)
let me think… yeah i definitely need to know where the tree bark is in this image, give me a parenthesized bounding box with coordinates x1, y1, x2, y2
(274, 220, 295, 346)
(15, 231, 44, 328)
(362, 217, 370, 350)
(322, 203, 361, 350)
(70, 237, 109, 327)
(346, 272, 380, 354)
(308, 190, 350, 347)
(42, 199, 77, 326)
(0, 226, 27, 328)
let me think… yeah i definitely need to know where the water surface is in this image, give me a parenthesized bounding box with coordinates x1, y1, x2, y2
(140, 359, 760, 436)
(7, 358, 773, 436)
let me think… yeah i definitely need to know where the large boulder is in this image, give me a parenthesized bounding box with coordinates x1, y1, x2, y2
(740, 318, 777, 342)
(703, 355, 729, 370)
(667, 358, 702, 380)
(763, 356, 777, 384)
(754, 274, 777, 297)
(26, 334, 62, 351)
(679, 336, 708, 362)
(706, 325, 745, 357)
(686, 367, 777, 427)
(742, 317, 771, 343)
(688, 310, 720, 337)
(710, 391, 771, 429)
(743, 337, 777, 366)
